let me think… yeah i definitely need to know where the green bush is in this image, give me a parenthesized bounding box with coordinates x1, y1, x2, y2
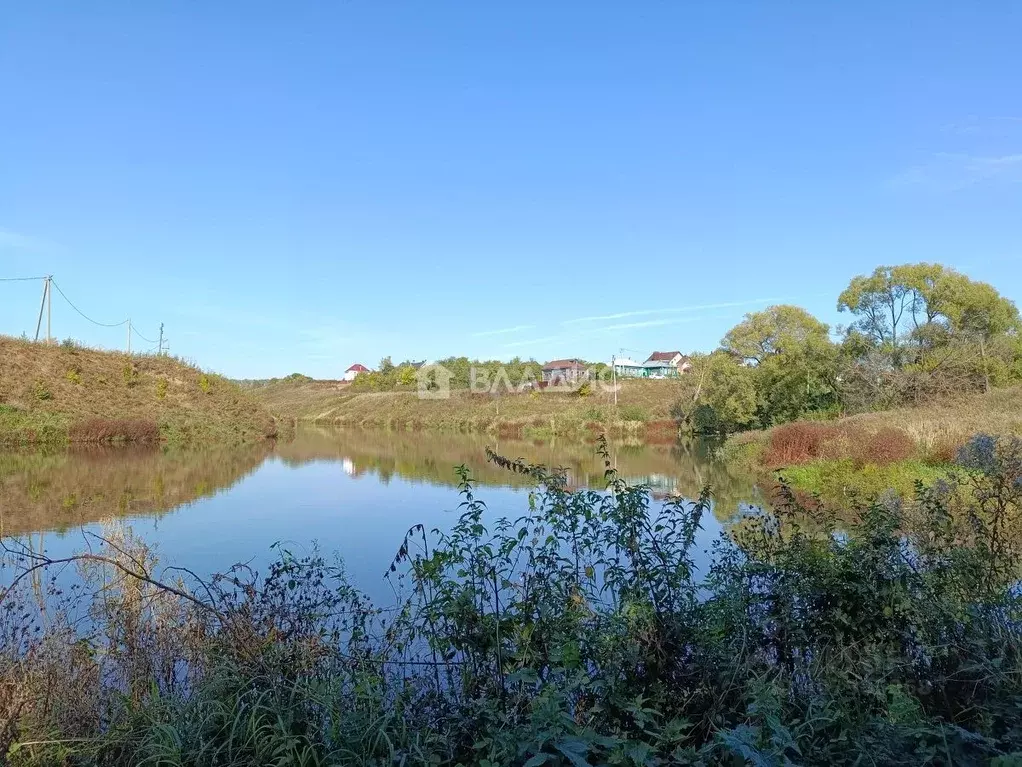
(122, 363, 139, 387)
(618, 404, 648, 422)
(156, 378, 169, 400)
(33, 380, 52, 401)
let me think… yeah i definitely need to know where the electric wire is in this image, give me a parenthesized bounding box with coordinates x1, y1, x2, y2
(50, 279, 129, 328)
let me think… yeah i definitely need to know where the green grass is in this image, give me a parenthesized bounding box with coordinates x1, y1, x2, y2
(780, 458, 950, 502)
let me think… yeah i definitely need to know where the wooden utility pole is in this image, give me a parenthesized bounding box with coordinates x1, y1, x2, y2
(127, 318, 132, 354)
(158, 322, 165, 355)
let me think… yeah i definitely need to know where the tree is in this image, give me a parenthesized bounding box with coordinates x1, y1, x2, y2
(397, 365, 416, 387)
(838, 263, 1020, 362)
(929, 272, 1020, 340)
(379, 357, 395, 374)
(837, 264, 947, 359)
(695, 352, 758, 432)
(721, 305, 838, 424)
(722, 305, 832, 364)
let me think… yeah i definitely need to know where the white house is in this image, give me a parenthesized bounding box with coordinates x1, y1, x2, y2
(343, 363, 370, 382)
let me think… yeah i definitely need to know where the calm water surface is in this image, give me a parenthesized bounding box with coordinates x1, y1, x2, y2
(0, 427, 766, 603)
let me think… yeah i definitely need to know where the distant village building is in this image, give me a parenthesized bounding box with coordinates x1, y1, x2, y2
(343, 363, 370, 382)
(644, 351, 692, 377)
(641, 359, 679, 378)
(542, 358, 588, 386)
(612, 357, 645, 378)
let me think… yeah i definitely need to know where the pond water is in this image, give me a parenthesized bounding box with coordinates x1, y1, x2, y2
(0, 427, 767, 604)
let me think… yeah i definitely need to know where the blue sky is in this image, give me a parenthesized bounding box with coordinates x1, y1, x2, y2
(2, 2, 1020, 378)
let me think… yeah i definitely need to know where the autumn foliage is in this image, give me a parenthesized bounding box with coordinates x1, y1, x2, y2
(765, 421, 918, 468)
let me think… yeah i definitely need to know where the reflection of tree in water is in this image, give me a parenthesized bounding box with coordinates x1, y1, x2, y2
(0, 444, 272, 536)
(275, 427, 765, 521)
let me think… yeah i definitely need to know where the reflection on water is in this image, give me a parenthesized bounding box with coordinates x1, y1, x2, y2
(276, 427, 766, 521)
(0, 444, 272, 536)
(0, 428, 766, 600)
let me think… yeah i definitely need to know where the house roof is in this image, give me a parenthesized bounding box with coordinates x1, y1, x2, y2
(346, 363, 370, 373)
(542, 358, 585, 371)
(613, 357, 642, 367)
(646, 351, 683, 362)
(643, 359, 676, 370)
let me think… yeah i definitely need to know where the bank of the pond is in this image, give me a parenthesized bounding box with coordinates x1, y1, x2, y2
(0, 336, 281, 446)
(251, 376, 690, 440)
(718, 385, 1022, 502)
(3, 434, 1022, 765)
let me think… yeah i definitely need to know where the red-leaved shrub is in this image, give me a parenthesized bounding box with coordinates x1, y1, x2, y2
(764, 422, 837, 467)
(68, 418, 161, 443)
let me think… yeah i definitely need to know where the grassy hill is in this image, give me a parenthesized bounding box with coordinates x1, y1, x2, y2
(249, 377, 690, 438)
(722, 384, 1022, 501)
(0, 336, 280, 446)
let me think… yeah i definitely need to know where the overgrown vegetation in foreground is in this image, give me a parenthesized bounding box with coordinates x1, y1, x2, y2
(5, 436, 1022, 765)
(0, 335, 280, 445)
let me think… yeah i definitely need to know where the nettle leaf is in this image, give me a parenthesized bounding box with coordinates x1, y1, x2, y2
(554, 737, 595, 767)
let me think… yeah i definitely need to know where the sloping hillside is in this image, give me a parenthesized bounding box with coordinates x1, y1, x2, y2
(0, 336, 279, 445)
(248, 377, 691, 437)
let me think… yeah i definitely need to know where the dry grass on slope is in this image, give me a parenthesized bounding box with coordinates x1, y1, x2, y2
(250, 377, 693, 437)
(0, 335, 279, 446)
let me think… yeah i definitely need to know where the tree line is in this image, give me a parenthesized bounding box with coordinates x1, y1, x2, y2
(349, 356, 611, 392)
(681, 262, 1021, 433)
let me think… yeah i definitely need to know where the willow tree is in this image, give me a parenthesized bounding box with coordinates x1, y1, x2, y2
(838, 263, 1019, 366)
(721, 305, 839, 425)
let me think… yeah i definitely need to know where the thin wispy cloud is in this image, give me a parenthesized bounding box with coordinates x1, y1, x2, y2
(891, 152, 1022, 191)
(598, 317, 705, 331)
(563, 297, 788, 325)
(504, 315, 721, 350)
(471, 324, 535, 338)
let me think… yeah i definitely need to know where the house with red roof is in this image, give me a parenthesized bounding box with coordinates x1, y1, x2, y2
(541, 358, 589, 386)
(343, 363, 371, 382)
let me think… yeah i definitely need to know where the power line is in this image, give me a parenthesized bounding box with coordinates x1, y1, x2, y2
(0, 275, 47, 282)
(131, 325, 158, 344)
(50, 279, 129, 328)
